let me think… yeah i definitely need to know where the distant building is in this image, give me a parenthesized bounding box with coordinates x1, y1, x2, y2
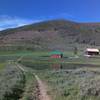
(85, 48, 100, 56)
(50, 51, 63, 58)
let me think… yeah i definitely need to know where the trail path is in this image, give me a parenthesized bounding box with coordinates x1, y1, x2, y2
(34, 74, 51, 100)
(15, 57, 51, 100)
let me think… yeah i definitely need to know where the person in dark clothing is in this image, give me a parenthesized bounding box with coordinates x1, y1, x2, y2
(61, 53, 63, 58)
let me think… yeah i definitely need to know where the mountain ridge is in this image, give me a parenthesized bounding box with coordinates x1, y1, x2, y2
(0, 19, 100, 51)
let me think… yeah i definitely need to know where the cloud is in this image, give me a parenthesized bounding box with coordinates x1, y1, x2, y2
(0, 13, 76, 31)
(0, 15, 41, 31)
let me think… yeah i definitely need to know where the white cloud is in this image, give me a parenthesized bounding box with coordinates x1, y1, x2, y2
(0, 13, 76, 31)
(0, 15, 41, 31)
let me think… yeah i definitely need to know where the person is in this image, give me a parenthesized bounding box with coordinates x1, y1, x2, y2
(61, 53, 63, 58)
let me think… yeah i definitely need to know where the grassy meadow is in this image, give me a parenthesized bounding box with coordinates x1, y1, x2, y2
(0, 50, 100, 100)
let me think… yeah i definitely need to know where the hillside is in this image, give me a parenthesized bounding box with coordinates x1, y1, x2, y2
(0, 19, 100, 51)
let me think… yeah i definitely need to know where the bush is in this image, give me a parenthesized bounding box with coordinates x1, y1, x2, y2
(0, 64, 26, 100)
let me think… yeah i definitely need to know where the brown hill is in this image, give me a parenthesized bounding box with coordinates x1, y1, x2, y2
(0, 19, 100, 51)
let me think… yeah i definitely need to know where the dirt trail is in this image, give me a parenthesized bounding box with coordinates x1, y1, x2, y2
(15, 60, 51, 100)
(34, 74, 51, 100)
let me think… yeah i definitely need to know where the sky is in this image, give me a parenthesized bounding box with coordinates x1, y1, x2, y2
(0, 0, 100, 30)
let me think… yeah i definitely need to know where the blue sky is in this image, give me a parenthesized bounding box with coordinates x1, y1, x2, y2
(0, 0, 100, 30)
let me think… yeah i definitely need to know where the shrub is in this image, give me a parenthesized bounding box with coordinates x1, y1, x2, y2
(0, 64, 26, 100)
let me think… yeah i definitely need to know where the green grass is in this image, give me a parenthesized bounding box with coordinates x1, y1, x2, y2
(1, 51, 100, 100)
(0, 63, 6, 70)
(0, 50, 80, 58)
(20, 54, 100, 71)
(0, 50, 49, 56)
(16, 51, 100, 100)
(37, 67, 100, 100)
(0, 63, 26, 100)
(21, 72, 37, 100)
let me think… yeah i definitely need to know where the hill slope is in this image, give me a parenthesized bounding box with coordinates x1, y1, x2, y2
(0, 19, 100, 50)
